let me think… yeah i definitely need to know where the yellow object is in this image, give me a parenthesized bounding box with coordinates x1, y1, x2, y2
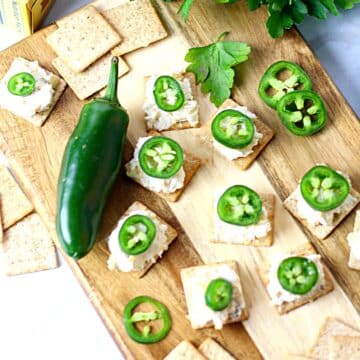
(0, 0, 53, 36)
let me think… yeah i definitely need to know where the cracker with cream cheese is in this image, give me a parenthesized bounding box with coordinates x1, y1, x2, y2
(164, 340, 206, 360)
(212, 194, 275, 247)
(347, 210, 360, 270)
(208, 99, 274, 171)
(180, 261, 248, 330)
(284, 187, 360, 240)
(107, 201, 177, 277)
(144, 73, 200, 132)
(198, 337, 236, 360)
(257, 243, 334, 314)
(308, 317, 360, 359)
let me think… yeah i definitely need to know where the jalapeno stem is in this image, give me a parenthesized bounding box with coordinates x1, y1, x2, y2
(104, 57, 120, 104)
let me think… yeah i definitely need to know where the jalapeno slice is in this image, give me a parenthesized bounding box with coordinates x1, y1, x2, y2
(205, 278, 233, 311)
(217, 185, 262, 226)
(300, 165, 350, 211)
(139, 136, 184, 179)
(123, 296, 172, 344)
(259, 61, 312, 109)
(119, 215, 156, 255)
(276, 90, 327, 136)
(153, 75, 185, 112)
(7, 72, 36, 97)
(277, 256, 319, 295)
(211, 109, 255, 149)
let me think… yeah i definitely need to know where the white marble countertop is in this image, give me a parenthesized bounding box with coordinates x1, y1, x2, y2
(0, 2, 359, 360)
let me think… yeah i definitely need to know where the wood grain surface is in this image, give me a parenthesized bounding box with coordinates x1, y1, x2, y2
(0, 0, 359, 359)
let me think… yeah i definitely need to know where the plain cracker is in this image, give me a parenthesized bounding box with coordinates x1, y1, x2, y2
(101, 0, 168, 56)
(53, 54, 129, 100)
(308, 317, 360, 359)
(164, 340, 206, 360)
(198, 338, 236, 360)
(284, 188, 360, 240)
(258, 243, 334, 314)
(181, 261, 248, 329)
(47, 6, 121, 73)
(212, 194, 275, 247)
(145, 73, 200, 132)
(348, 210, 360, 270)
(2, 213, 58, 276)
(0, 166, 33, 229)
(209, 98, 275, 171)
(329, 335, 360, 360)
(0, 198, 3, 242)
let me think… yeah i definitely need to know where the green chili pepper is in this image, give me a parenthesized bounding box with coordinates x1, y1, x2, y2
(205, 278, 233, 311)
(300, 165, 350, 211)
(123, 296, 172, 344)
(277, 256, 319, 295)
(153, 75, 185, 112)
(119, 215, 156, 255)
(276, 90, 327, 136)
(211, 109, 255, 149)
(258, 61, 312, 109)
(139, 136, 184, 179)
(56, 57, 129, 259)
(8, 72, 36, 96)
(217, 185, 263, 226)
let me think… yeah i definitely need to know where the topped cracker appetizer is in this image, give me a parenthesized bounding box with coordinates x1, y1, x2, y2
(0, 57, 66, 127)
(284, 165, 360, 240)
(213, 185, 275, 246)
(210, 99, 274, 170)
(143, 73, 200, 131)
(125, 134, 201, 202)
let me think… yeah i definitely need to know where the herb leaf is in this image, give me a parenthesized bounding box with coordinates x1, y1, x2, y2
(185, 32, 251, 106)
(178, 0, 195, 21)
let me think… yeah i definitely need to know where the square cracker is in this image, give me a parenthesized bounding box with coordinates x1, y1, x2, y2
(0, 166, 33, 229)
(2, 213, 58, 276)
(53, 54, 129, 100)
(47, 6, 121, 73)
(257, 243, 334, 314)
(308, 317, 360, 359)
(145, 73, 200, 132)
(101, 0, 168, 56)
(108, 201, 177, 277)
(180, 261, 248, 330)
(127, 132, 201, 202)
(209, 98, 274, 171)
(329, 335, 360, 360)
(164, 340, 206, 360)
(198, 338, 236, 360)
(284, 187, 360, 240)
(348, 210, 360, 270)
(0, 199, 3, 243)
(212, 194, 275, 247)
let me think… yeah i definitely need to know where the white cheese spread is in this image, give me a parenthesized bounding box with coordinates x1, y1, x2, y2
(0, 57, 60, 119)
(125, 136, 185, 193)
(107, 209, 169, 272)
(212, 105, 263, 160)
(143, 74, 199, 130)
(295, 185, 355, 227)
(348, 232, 360, 261)
(214, 192, 271, 243)
(267, 254, 326, 305)
(186, 264, 244, 329)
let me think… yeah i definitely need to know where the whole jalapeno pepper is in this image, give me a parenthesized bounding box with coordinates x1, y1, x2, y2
(205, 278, 233, 311)
(123, 296, 172, 344)
(300, 165, 350, 211)
(277, 256, 319, 295)
(56, 57, 129, 259)
(153, 75, 185, 112)
(211, 109, 255, 149)
(276, 90, 327, 136)
(217, 185, 263, 226)
(259, 61, 312, 109)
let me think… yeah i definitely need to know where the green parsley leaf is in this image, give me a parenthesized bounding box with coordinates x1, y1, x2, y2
(178, 0, 195, 21)
(185, 32, 251, 106)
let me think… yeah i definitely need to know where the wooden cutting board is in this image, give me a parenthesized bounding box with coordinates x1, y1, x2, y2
(1, 0, 360, 358)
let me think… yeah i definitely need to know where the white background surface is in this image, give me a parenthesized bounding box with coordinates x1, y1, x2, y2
(0, 1, 359, 360)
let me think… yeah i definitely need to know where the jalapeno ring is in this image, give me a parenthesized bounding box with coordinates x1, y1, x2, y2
(205, 278, 233, 311)
(153, 75, 185, 112)
(7, 72, 36, 97)
(211, 109, 255, 149)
